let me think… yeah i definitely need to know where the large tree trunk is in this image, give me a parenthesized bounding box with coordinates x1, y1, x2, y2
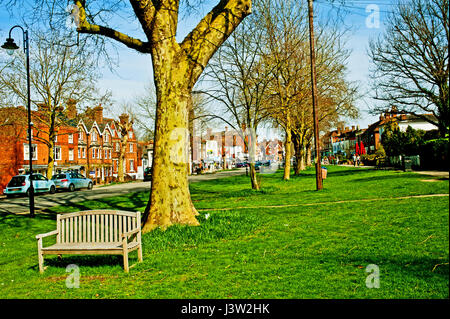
(142, 67, 200, 232)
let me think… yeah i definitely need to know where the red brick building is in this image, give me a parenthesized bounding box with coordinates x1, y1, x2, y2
(0, 104, 139, 194)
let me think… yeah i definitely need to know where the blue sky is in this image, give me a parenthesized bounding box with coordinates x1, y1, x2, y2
(0, 1, 398, 136)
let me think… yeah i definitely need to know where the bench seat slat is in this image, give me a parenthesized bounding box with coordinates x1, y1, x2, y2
(42, 242, 139, 251)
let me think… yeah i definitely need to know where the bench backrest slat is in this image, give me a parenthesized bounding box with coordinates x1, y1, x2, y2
(58, 210, 140, 244)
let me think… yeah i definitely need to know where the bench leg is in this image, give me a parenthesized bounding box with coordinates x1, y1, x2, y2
(138, 244, 143, 262)
(37, 238, 44, 273)
(38, 252, 44, 273)
(123, 250, 129, 273)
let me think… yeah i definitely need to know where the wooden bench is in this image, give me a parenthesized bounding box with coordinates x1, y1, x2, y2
(36, 210, 143, 273)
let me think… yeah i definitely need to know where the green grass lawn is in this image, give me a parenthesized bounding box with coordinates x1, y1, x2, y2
(0, 166, 448, 298)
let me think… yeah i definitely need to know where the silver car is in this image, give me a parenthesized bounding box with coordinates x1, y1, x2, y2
(51, 172, 93, 192)
(4, 174, 56, 198)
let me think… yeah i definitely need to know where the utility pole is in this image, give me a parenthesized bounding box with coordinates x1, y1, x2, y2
(307, 0, 323, 190)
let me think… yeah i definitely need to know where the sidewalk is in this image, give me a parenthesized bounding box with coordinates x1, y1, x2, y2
(414, 170, 449, 179)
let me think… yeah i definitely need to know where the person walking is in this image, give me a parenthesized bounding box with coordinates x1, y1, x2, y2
(353, 154, 357, 166)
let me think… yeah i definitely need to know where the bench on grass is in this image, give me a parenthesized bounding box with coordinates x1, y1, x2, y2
(36, 210, 143, 273)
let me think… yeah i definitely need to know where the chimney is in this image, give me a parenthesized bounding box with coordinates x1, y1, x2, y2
(119, 113, 129, 125)
(93, 106, 103, 124)
(345, 126, 349, 132)
(337, 128, 341, 135)
(379, 114, 385, 121)
(66, 99, 77, 120)
(352, 125, 355, 131)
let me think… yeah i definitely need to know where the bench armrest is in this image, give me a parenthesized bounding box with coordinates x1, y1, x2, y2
(121, 228, 140, 239)
(36, 230, 59, 240)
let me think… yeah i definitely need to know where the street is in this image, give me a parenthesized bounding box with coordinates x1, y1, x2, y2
(0, 168, 246, 214)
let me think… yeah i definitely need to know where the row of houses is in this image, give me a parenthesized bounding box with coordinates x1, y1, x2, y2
(320, 108, 439, 158)
(0, 102, 146, 194)
(0, 101, 285, 193)
(191, 126, 284, 166)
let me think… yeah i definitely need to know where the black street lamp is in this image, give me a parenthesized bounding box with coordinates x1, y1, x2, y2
(2, 25, 35, 217)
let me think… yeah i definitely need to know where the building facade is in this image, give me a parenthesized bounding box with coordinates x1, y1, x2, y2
(0, 104, 139, 194)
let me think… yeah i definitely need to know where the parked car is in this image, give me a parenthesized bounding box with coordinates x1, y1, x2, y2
(51, 172, 93, 192)
(3, 174, 56, 198)
(143, 167, 152, 181)
(235, 162, 246, 168)
(254, 161, 263, 170)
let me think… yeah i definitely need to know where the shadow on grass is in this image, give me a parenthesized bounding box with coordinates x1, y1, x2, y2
(42, 255, 125, 269)
(0, 211, 56, 226)
(350, 173, 428, 183)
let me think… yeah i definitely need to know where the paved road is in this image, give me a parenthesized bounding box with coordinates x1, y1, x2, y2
(0, 168, 246, 215)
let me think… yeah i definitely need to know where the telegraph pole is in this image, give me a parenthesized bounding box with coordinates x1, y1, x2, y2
(307, 0, 323, 190)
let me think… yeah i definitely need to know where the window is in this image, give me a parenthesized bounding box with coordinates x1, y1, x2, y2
(68, 149, 74, 161)
(68, 134, 73, 144)
(116, 142, 120, 152)
(91, 131, 97, 142)
(129, 143, 133, 153)
(109, 149, 111, 159)
(78, 147, 81, 158)
(128, 131, 133, 139)
(99, 148, 102, 159)
(24, 144, 37, 160)
(105, 149, 108, 159)
(54, 146, 61, 161)
(83, 147, 86, 158)
(104, 134, 109, 143)
(78, 130, 83, 141)
(54, 135, 58, 143)
(129, 159, 134, 172)
(92, 148, 96, 159)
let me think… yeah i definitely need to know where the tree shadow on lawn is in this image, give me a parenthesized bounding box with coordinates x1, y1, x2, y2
(349, 173, 435, 183)
(0, 211, 56, 226)
(35, 254, 138, 271)
(40, 191, 148, 215)
(342, 254, 449, 282)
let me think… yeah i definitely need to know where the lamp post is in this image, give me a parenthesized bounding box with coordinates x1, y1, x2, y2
(2, 25, 35, 217)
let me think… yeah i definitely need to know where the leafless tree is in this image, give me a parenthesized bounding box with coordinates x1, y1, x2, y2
(200, 10, 275, 190)
(368, 0, 449, 136)
(0, 30, 110, 178)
